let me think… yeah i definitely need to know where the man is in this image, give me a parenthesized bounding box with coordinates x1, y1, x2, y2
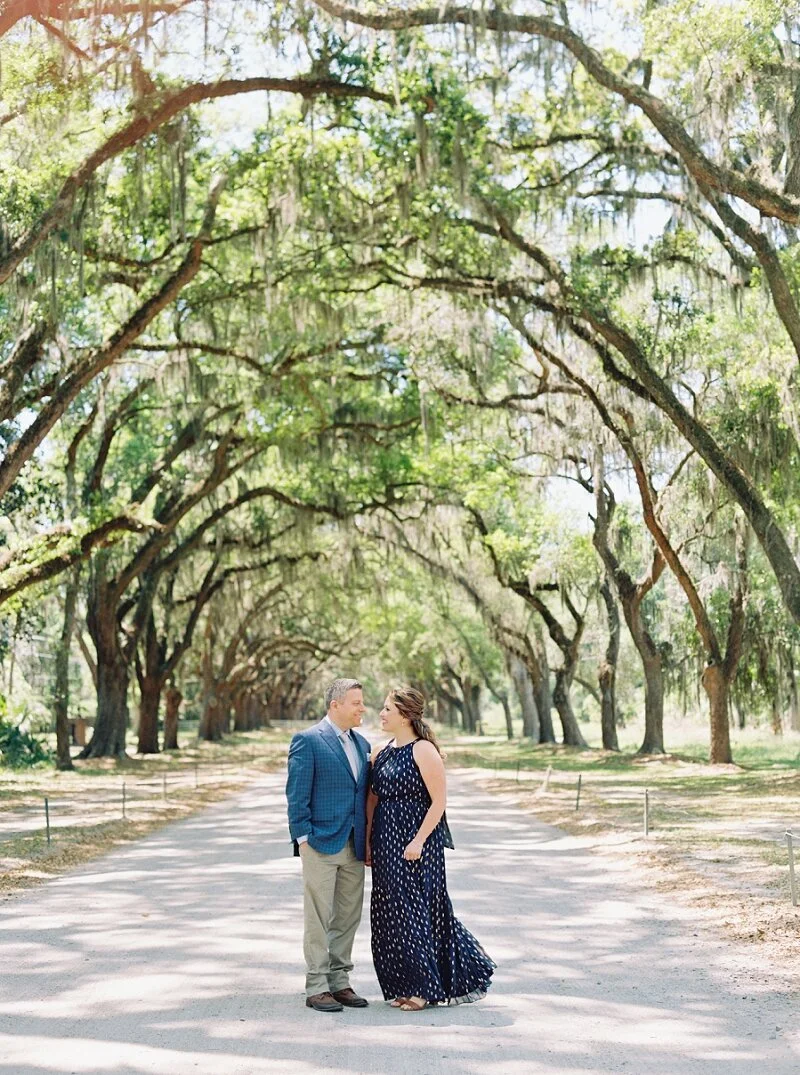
(285, 678, 371, 1012)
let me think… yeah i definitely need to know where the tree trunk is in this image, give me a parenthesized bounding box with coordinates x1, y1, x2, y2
(136, 612, 163, 754)
(233, 690, 248, 732)
(592, 453, 665, 754)
(455, 676, 476, 732)
(251, 693, 266, 729)
(598, 577, 620, 751)
(82, 598, 129, 758)
(83, 650, 129, 757)
(552, 669, 589, 747)
(529, 636, 556, 743)
(499, 690, 514, 740)
(735, 696, 747, 731)
(638, 648, 666, 754)
(789, 651, 800, 732)
(469, 682, 483, 735)
(510, 655, 540, 741)
(598, 663, 618, 752)
(52, 568, 79, 770)
(199, 694, 221, 740)
(137, 675, 161, 754)
(215, 694, 231, 738)
(771, 694, 783, 736)
(702, 663, 733, 764)
(163, 685, 182, 750)
(618, 589, 665, 754)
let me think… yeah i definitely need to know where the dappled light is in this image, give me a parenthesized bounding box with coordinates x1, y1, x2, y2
(2, 774, 799, 1073)
(3, 0, 800, 1067)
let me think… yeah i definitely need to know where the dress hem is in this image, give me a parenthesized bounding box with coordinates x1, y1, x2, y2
(384, 985, 491, 1006)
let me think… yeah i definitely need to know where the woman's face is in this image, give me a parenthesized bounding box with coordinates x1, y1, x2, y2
(379, 694, 406, 736)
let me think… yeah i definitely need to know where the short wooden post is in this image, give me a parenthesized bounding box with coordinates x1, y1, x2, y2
(575, 774, 582, 811)
(542, 765, 552, 792)
(644, 789, 650, 837)
(44, 797, 51, 845)
(787, 831, 798, 907)
(195, 763, 199, 789)
(162, 773, 167, 801)
(516, 760, 521, 782)
(122, 781, 126, 819)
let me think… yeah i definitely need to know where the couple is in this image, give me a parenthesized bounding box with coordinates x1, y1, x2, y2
(285, 678, 495, 1013)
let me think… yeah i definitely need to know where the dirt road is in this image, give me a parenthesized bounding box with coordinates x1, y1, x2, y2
(1, 771, 798, 1074)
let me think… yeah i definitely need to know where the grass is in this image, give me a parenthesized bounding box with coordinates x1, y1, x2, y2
(5, 716, 800, 977)
(438, 720, 800, 974)
(0, 726, 293, 896)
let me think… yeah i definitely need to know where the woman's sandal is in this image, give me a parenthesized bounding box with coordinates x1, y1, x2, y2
(398, 996, 428, 1011)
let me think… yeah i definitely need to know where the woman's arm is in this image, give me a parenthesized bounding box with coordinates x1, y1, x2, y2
(404, 740, 446, 861)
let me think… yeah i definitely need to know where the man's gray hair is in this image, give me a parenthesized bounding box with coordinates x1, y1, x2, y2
(325, 678, 363, 710)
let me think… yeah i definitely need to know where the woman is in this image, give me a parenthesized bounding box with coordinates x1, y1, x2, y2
(367, 686, 495, 1011)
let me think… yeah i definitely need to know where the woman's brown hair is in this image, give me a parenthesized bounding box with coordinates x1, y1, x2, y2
(391, 686, 445, 757)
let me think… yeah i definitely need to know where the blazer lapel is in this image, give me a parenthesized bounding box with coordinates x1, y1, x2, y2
(318, 719, 356, 781)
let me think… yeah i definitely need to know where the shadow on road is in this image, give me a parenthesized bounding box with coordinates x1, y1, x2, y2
(0, 771, 797, 1074)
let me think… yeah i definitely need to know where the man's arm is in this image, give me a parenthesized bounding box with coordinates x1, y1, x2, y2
(286, 733, 315, 843)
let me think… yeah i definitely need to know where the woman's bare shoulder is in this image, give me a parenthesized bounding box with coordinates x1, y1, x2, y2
(412, 739, 442, 761)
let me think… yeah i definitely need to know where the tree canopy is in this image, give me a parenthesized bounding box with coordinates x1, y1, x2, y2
(3, 0, 800, 764)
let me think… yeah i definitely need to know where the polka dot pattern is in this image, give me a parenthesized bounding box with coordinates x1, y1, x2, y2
(370, 741, 496, 1005)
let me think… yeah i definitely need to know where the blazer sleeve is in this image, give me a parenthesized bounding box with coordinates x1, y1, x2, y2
(286, 733, 314, 842)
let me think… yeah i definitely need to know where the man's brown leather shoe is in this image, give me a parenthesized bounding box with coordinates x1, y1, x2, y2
(331, 987, 369, 1008)
(305, 991, 343, 1012)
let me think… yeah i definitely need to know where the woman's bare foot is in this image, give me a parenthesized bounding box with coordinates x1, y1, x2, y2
(389, 997, 408, 1007)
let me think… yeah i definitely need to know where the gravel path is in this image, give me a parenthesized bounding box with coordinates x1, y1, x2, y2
(1, 770, 798, 1074)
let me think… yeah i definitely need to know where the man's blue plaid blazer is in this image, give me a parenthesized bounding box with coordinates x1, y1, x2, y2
(286, 718, 371, 861)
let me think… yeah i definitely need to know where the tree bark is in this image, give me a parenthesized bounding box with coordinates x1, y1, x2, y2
(638, 644, 666, 755)
(198, 695, 221, 740)
(137, 676, 161, 755)
(470, 682, 483, 735)
(534, 647, 556, 744)
(702, 663, 733, 764)
(233, 690, 249, 732)
(52, 568, 79, 770)
(789, 651, 800, 732)
(82, 567, 129, 758)
(163, 685, 182, 750)
(499, 690, 514, 740)
(459, 677, 477, 733)
(771, 694, 784, 737)
(509, 655, 540, 741)
(86, 648, 129, 757)
(136, 611, 163, 754)
(591, 451, 666, 754)
(552, 668, 589, 747)
(598, 576, 620, 752)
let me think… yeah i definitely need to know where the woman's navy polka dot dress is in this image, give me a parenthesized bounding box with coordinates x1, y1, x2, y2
(370, 740, 495, 1004)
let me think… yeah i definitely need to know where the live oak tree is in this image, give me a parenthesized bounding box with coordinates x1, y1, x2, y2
(5, 0, 800, 763)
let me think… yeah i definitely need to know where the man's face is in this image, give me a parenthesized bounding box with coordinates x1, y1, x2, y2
(332, 688, 366, 730)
